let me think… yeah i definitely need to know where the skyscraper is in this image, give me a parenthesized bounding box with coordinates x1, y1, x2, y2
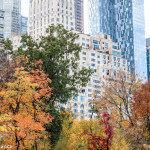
(87, 0, 147, 80)
(28, 0, 84, 39)
(0, 0, 21, 39)
(0, 10, 4, 40)
(74, 0, 84, 32)
(21, 16, 28, 35)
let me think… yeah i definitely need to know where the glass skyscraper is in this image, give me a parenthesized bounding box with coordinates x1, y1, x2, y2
(87, 0, 147, 80)
(0, 0, 21, 39)
(0, 10, 4, 40)
(21, 16, 28, 35)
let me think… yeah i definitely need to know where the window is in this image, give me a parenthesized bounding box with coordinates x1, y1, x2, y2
(74, 109, 78, 113)
(106, 70, 109, 75)
(94, 45, 99, 49)
(113, 45, 117, 49)
(112, 51, 121, 56)
(104, 34, 107, 39)
(93, 40, 98, 44)
(91, 53, 95, 56)
(82, 37, 85, 41)
(113, 57, 116, 61)
(103, 55, 106, 59)
(98, 55, 100, 58)
(80, 96, 85, 102)
(94, 69, 96, 72)
(118, 63, 120, 67)
(91, 58, 95, 62)
(114, 70, 116, 76)
(88, 89, 91, 92)
(103, 60, 106, 64)
(82, 57, 86, 60)
(91, 64, 95, 67)
(105, 43, 108, 49)
(123, 60, 126, 64)
(80, 110, 84, 114)
(82, 52, 86, 55)
(82, 43, 85, 46)
(74, 103, 78, 107)
(80, 104, 84, 109)
(98, 61, 100, 64)
(114, 62, 116, 66)
(117, 58, 120, 61)
(93, 80, 100, 83)
(74, 97, 78, 101)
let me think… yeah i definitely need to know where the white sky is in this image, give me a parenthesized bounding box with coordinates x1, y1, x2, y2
(21, 0, 150, 38)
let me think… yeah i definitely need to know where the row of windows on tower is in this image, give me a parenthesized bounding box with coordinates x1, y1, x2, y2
(82, 52, 126, 64)
(57, 9, 73, 16)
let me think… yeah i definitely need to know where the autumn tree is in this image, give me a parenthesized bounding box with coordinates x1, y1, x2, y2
(7, 24, 93, 145)
(54, 112, 114, 150)
(96, 71, 143, 149)
(132, 80, 150, 146)
(0, 65, 53, 150)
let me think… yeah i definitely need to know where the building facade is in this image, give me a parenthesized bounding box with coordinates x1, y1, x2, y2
(146, 38, 150, 79)
(74, 0, 84, 32)
(28, 0, 84, 39)
(10, 32, 128, 120)
(87, 0, 147, 81)
(0, 0, 21, 39)
(21, 16, 28, 35)
(0, 10, 4, 40)
(67, 32, 128, 119)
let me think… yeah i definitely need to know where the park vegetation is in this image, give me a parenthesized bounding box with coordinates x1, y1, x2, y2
(0, 25, 150, 149)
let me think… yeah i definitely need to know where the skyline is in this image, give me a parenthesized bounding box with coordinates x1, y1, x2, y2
(21, 0, 150, 38)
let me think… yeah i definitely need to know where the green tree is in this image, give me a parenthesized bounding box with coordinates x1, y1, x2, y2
(13, 25, 92, 104)
(6, 24, 92, 145)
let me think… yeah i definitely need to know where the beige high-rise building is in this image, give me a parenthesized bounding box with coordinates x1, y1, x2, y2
(66, 32, 128, 119)
(28, 0, 78, 39)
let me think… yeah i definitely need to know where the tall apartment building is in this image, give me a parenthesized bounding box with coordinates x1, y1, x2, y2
(67, 32, 128, 119)
(21, 16, 28, 35)
(0, 0, 21, 39)
(28, 0, 84, 39)
(146, 38, 150, 79)
(87, 0, 147, 81)
(0, 10, 4, 40)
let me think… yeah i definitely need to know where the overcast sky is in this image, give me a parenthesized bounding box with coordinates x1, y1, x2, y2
(21, 0, 150, 38)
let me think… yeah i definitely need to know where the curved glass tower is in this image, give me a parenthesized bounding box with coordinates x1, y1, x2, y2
(87, 0, 147, 81)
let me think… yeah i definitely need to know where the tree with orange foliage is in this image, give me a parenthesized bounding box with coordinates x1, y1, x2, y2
(0, 63, 53, 150)
(132, 80, 150, 146)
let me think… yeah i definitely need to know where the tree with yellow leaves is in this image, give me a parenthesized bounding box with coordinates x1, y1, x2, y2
(96, 71, 143, 149)
(0, 65, 53, 150)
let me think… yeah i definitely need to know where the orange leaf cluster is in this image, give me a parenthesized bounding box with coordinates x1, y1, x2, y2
(0, 61, 53, 149)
